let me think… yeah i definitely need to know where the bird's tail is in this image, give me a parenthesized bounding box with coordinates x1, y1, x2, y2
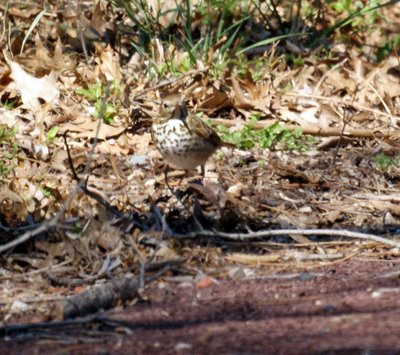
(221, 141, 236, 148)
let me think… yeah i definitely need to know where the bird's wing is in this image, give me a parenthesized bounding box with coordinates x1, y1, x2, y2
(187, 115, 223, 147)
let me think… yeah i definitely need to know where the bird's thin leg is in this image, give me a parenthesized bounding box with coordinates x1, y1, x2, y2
(164, 165, 203, 230)
(200, 164, 206, 185)
(177, 172, 185, 186)
(164, 165, 204, 232)
(164, 165, 174, 195)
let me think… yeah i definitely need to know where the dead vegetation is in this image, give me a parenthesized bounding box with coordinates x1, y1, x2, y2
(1, 0, 400, 347)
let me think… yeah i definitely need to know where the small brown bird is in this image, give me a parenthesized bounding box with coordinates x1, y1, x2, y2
(151, 100, 233, 186)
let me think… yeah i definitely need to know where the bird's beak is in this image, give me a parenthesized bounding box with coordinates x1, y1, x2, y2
(179, 100, 188, 120)
(172, 100, 191, 133)
(170, 100, 188, 121)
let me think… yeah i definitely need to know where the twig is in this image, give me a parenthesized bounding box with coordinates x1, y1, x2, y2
(46, 272, 100, 288)
(76, 1, 91, 67)
(365, 81, 394, 124)
(211, 118, 400, 139)
(63, 131, 122, 218)
(0, 222, 55, 254)
(0, 259, 72, 280)
(132, 68, 207, 99)
(171, 228, 400, 248)
(0, 295, 65, 306)
(282, 91, 400, 121)
(0, 2, 8, 44)
(331, 84, 360, 166)
(352, 193, 400, 202)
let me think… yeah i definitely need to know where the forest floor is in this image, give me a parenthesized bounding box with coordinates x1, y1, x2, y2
(2, 1, 400, 353)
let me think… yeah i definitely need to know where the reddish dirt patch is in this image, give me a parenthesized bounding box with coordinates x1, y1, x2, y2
(2, 259, 400, 354)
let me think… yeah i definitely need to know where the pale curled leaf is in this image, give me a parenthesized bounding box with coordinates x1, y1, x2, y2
(7, 58, 59, 111)
(97, 45, 122, 82)
(59, 116, 125, 140)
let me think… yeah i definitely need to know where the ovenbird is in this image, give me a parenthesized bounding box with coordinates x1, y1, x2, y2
(151, 100, 233, 181)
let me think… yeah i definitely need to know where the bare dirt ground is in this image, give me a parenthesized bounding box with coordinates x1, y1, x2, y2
(3, 259, 400, 354)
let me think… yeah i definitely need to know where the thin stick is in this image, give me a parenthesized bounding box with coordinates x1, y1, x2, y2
(76, 0, 91, 67)
(133, 68, 207, 99)
(0, 1, 8, 44)
(331, 84, 359, 166)
(0, 259, 72, 280)
(172, 228, 400, 248)
(211, 118, 400, 139)
(283, 91, 398, 120)
(365, 81, 394, 123)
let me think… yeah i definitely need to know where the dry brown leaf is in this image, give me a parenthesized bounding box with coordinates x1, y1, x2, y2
(0, 107, 20, 127)
(8, 6, 40, 18)
(199, 88, 230, 112)
(0, 188, 28, 223)
(95, 141, 130, 156)
(127, 132, 152, 152)
(51, 149, 69, 172)
(34, 240, 66, 257)
(325, 70, 356, 93)
(240, 80, 272, 113)
(326, 210, 342, 223)
(96, 45, 122, 82)
(59, 117, 125, 140)
(28, 35, 74, 73)
(6, 55, 59, 111)
(79, 2, 115, 43)
(230, 76, 253, 109)
(155, 242, 180, 260)
(147, 0, 178, 27)
(95, 228, 122, 252)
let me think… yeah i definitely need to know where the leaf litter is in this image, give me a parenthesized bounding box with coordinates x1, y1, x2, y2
(1, 0, 400, 338)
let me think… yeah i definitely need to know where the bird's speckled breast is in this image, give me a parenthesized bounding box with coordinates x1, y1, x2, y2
(151, 118, 217, 170)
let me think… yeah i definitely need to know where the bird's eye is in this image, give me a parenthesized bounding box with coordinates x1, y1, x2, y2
(159, 102, 171, 116)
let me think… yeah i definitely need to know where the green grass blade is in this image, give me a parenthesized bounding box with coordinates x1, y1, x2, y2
(20, 8, 46, 54)
(237, 33, 307, 55)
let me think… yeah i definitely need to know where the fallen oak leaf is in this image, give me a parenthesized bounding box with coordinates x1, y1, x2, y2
(29, 34, 75, 73)
(4, 51, 59, 111)
(59, 116, 125, 140)
(96, 45, 122, 82)
(230, 76, 254, 109)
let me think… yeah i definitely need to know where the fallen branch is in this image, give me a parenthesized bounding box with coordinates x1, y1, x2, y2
(0, 219, 57, 254)
(282, 91, 397, 120)
(173, 228, 400, 248)
(52, 258, 184, 320)
(212, 118, 400, 139)
(52, 274, 140, 320)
